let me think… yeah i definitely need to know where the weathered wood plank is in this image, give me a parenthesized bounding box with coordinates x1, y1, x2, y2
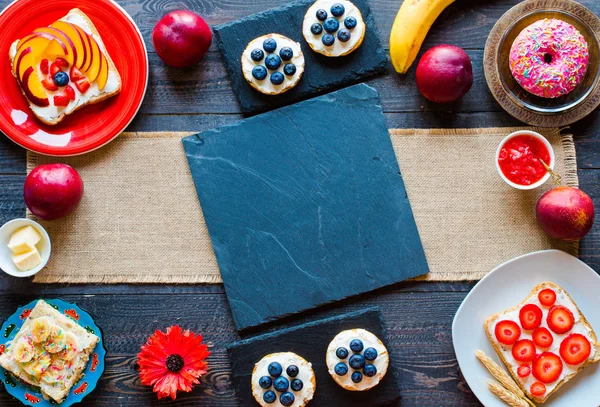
(0, 291, 481, 406)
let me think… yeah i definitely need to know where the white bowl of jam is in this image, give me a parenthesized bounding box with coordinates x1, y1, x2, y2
(496, 130, 555, 190)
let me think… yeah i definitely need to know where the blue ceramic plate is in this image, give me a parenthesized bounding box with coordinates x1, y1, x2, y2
(0, 299, 105, 406)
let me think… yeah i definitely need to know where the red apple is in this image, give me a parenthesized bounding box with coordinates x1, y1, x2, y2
(24, 164, 84, 220)
(415, 44, 473, 103)
(152, 10, 212, 68)
(536, 186, 595, 240)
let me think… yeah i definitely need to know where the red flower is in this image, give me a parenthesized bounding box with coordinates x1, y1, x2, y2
(137, 325, 209, 400)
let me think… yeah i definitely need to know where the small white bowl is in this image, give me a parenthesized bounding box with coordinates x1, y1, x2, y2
(495, 130, 555, 190)
(0, 219, 51, 278)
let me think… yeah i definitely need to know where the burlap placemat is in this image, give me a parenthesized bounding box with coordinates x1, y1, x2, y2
(27, 127, 578, 284)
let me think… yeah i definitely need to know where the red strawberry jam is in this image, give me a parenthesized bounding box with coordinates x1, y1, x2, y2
(498, 134, 551, 186)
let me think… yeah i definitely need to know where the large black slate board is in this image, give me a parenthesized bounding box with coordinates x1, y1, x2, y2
(214, 0, 388, 115)
(182, 84, 429, 331)
(227, 307, 400, 406)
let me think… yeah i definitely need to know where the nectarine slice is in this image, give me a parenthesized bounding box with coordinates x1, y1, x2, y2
(34, 27, 75, 66)
(97, 52, 108, 90)
(50, 21, 86, 69)
(19, 64, 49, 107)
(73, 25, 93, 73)
(85, 36, 102, 82)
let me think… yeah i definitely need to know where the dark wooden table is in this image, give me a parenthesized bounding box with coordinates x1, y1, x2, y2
(1, 0, 599, 405)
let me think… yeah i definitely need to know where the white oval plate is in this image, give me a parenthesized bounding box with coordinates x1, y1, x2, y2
(453, 250, 600, 407)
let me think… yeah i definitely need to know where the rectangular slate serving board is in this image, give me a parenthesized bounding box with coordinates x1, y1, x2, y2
(214, 0, 388, 115)
(227, 307, 400, 406)
(182, 84, 429, 331)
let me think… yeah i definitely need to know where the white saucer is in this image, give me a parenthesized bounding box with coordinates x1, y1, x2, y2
(452, 250, 600, 407)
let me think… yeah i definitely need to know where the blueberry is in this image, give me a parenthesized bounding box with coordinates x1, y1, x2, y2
(252, 66, 268, 80)
(337, 29, 351, 42)
(263, 38, 277, 53)
(259, 376, 273, 389)
(270, 72, 285, 85)
(279, 47, 293, 61)
(363, 364, 377, 377)
(323, 18, 340, 33)
(331, 3, 345, 17)
(53, 71, 69, 87)
(268, 362, 283, 377)
(349, 354, 366, 370)
(263, 390, 276, 404)
(333, 362, 348, 376)
(344, 16, 357, 29)
(280, 392, 295, 406)
(265, 54, 282, 70)
(283, 63, 296, 76)
(291, 378, 303, 391)
(273, 376, 289, 392)
(311, 23, 323, 35)
(351, 371, 363, 383)
(364, 347, 378, 361)
(286, 365, 299, 378)
(251, 48, 264, 62)
(336, 347, 349, 359)
(350, 339, 364, 352)
(334, 362, 349, 376)
(316, 9, 328, 21)
(322, 34, 335, 46)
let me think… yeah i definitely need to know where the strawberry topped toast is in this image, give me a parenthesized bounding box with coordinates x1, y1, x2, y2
(485, 282, 600, 403)
(9, 8, 121, 125)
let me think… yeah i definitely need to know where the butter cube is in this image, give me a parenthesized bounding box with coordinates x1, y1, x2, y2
(11, 247, 42, 271)
(8, 226, 42, 255)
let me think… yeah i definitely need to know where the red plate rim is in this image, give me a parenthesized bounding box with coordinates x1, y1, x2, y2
(0, 0, 149, 156)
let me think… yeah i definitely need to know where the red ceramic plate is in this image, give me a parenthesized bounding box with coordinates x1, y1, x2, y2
(0, 0, 148, 156)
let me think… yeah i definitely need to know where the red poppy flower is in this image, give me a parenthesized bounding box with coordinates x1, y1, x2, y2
(137, 325, 210, 400)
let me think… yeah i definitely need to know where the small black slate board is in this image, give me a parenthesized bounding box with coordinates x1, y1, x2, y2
(182, 84, 429, 330)
(227, 308, 400, 406)
(214, 0, 388, 115)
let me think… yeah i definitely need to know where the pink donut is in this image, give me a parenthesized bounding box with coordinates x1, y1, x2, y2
(509, 18, 589, 99)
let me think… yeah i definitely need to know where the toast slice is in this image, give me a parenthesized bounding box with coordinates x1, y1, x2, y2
(484, 282, 600, 403)
(9, 9, 121, 125)
(0, 300, 99, 403)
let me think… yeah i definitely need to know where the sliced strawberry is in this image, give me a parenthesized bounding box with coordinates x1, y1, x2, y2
(547, 305, 575, 334)
(512, 339, 537, 362)
(538, 288, 557, 307)
(530, 382, 546, 397)
(64, 85, 76, 101)
(520, 304, 543, 330)
(517, 365, 531, 378)
(54, 57, 69, 68)
(70, 65, 90, 94)
(532, 352, 563, 384)
(532, 327, 554, 349)
(40, 59, 49, 75)
(41, 76, 58, 91)
(495, 320, 521, 345)
(50, 62, 61, 77)
(53, 95, 70, 107)
(560, 333, 591, 365)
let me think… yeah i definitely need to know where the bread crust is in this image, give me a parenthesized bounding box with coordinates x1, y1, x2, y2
(484, 281, 600, 403)
(9, 8, 121, 126)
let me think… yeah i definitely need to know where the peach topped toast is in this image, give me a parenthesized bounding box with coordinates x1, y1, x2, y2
(9, 9, 121, 125)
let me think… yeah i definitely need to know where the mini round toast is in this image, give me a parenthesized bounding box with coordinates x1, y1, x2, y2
(241, 34, 305, 96)
(326, 328, 389, 391)
(302, 0, 365, 57)
(251, 352, 316, 406)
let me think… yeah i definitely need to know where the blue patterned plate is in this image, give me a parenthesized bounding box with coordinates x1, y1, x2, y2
(0, 299, 105, 406)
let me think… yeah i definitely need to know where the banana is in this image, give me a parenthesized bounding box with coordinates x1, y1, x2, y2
(389, 0, 456, 74)
(12, 338, 35, 363)
(62, 332, 80, 361)
(45, 325, 66, 354)
(29, 317, 51, 343)
(22, 353, 52, 377)
(42, 359, 67, 385)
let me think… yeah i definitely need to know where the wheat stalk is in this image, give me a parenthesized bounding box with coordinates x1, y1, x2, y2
(489, 381, 529, 407)
(475, 350, 537, 407)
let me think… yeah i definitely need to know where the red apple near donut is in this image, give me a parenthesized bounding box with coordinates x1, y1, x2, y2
(536, 186, 595, 240)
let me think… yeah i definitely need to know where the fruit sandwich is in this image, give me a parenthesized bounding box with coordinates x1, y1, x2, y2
(9, 8, 121, 125)
(484, 282, 600, 403)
